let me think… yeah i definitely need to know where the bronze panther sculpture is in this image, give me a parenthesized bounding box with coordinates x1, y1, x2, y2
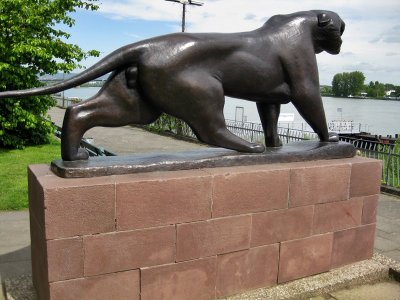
(0, 10, 345, 161)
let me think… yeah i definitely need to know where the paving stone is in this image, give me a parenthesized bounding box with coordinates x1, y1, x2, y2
(0, 246, 31, 264)
(0, 211, 30, 257)
(376, 216, 400, 234)
(376, 229, 400, 245)
(330, 281, 400, 300)
(377, 195, 400, 220)
(0, 260, 32, 278)
(374, 236, 400, 252)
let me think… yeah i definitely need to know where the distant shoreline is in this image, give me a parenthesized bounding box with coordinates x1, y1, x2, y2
(321, 94, 400, 101)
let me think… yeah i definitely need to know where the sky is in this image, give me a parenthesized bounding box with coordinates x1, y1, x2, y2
(64, 0, 400, 86)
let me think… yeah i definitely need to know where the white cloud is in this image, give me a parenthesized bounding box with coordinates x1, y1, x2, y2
(97, 0, 400, 84)
(99, 0, 181, 22)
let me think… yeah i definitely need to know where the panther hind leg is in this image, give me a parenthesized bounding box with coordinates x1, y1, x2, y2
(61, 69, 160, 161)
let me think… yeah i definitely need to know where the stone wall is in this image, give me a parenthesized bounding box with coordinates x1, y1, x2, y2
(28, 157, 381, 300)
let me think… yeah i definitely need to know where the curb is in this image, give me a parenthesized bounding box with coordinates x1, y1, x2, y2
(221, 253, 398, 300)
(1, 273, 6, 300)
(381, 185, 400, 198)
(3, 253, 399, 300)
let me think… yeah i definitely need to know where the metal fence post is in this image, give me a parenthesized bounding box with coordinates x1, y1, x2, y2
(385, 146, 393, 185)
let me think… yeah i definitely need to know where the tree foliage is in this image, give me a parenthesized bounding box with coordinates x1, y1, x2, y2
(366, 81, 386, 98)
(331, 71, 366, 97)
(0, 0, 99, 148)
(320, 85, 333, 96)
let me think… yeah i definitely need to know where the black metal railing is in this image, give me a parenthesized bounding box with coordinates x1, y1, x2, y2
(339, 136, 400, 188)
(148, 117, 318, 145)
(54, 125, 116, 157)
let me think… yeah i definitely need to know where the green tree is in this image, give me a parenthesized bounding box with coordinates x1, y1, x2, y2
(332, 71, 365, 97)
(332, 73, 349, 97)
(366, 81, 386, 98)
(332, 73, 343, 97)
(320, 85, 333, 96)
(347, 71, 365, 96)
(0, 0, 99, 148)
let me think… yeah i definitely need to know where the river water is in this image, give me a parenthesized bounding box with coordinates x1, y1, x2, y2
(63, 87, 400, 136)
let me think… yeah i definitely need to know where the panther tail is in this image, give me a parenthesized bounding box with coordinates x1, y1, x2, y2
(0, 43, 141, 99)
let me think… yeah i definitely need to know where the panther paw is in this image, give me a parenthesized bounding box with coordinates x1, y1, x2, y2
(328, 132, 339, 142)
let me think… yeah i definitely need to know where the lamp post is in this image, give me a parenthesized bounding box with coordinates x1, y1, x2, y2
(165, 0, 204, 32)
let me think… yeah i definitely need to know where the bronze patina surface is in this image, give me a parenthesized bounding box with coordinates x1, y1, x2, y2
(51, 141, 356, 178)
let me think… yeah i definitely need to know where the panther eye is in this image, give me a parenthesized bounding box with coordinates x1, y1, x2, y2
(318, 13, 332, 27)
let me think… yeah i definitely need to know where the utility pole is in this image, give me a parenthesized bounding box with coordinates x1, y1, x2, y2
(165, 0, 204, 32)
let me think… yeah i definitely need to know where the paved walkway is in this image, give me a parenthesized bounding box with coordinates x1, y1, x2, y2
(48, 107, 206, 155)
(375, 194, 400, 261)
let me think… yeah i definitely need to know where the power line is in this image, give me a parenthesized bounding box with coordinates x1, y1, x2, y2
(165, 0, 204, 32)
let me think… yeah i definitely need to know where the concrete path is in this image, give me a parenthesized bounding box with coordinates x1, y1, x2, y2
(0, 212, 30, 279)
(48, 107, 206, 155)
(312, 281, 400, 300)
(375, 193, 400, 262)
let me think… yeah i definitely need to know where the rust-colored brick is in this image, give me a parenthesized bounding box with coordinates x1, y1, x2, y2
(350, 159, 382, 197)
(141, 257, 217, 300)
(210, 166, 289, 217)
(116, 170, 212, 230)
(84, 226, 176, 276)
(313, 198, 363, 234)
(49, 270, 140, 300)
(251, 206, 313, 247)
(278, 233, 333, 283)
(36, 172, 116, 239)
(216, 245, 279, 298)
(176, 215, 251, 261)
(361, 195, 379, 224)
(331, 224, 376, 268)
(289, 163, 351, 207)
(47, 237, 83, 282)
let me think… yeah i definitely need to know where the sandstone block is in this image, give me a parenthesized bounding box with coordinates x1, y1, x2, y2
(116, 170, 212, 230)
(84, 226, 175, 276)
(313, 198, 363, 234)
(210, 166, 289, 217)
(331, 224, 376, 268)
(40, 175, 116, 239)
(251, 206, 313, 247)
(49, 270, 140, 300)
(289, 163, 351, 207)
(141, 257, 217, 300)
(47, 237, 83, 282)
(216, 245, 279, 298)
(350, 159, 382, 197)
(278, 233, 333, 283)
(176, 215, 251, 262)
(361, 195, 379, 224)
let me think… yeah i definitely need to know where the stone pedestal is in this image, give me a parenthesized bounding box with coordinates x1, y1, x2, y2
(28, 157, 381, 300)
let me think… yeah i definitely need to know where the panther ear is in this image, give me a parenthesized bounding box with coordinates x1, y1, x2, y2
(318, 13, 332, 27)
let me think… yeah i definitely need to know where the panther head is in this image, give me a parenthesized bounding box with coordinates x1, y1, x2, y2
(312, 10, 345, 55)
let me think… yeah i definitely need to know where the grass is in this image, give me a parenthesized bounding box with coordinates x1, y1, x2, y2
(0, 138, 61, 210)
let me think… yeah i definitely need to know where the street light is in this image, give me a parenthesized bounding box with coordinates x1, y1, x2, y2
(165, 0, 204, 32)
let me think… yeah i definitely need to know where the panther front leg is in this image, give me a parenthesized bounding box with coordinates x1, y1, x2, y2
(291, 90, 338, 143)
(256, 102, 282, 147)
